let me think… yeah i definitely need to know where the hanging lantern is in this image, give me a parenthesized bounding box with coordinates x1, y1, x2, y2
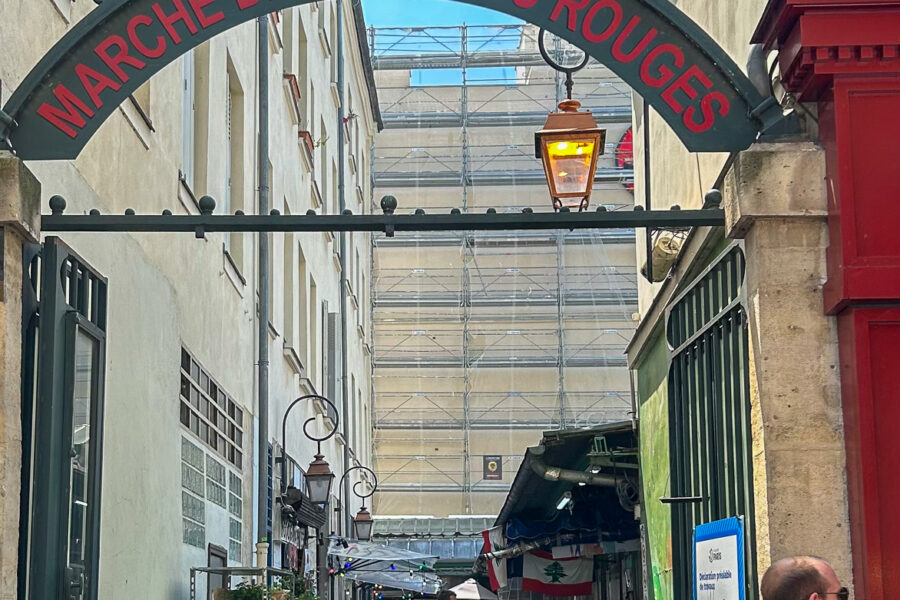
(535, 99, 606, 211)
(352, 506, 374, 541)
(306, 453, 335, 504)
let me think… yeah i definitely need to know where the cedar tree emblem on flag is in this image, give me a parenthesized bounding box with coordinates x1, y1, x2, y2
(544, 561, 566, 583)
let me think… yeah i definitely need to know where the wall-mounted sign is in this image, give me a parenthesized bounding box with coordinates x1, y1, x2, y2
(483, 455, 503, 480)
(0, 0, 789, 161)
(693, 517, 745, 600)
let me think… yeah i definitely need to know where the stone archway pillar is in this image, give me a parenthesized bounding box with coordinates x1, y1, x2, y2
(0, 152, 40, 594)
(755, 2, 900, 598)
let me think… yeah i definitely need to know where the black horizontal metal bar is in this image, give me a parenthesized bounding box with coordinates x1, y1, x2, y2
(41, 209, 724, 233)
(659, 496, 705, 504)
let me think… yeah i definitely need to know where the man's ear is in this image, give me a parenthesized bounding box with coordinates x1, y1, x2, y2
(809, 594, 820, 600)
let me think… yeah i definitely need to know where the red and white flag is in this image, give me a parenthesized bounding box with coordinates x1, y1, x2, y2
(482, 526, 508, 591)
(522, 550, 593, 596)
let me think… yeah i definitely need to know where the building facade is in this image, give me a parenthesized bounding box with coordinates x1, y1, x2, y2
(367, 24, 639, 518)
(0, 0, 379, 598)
(627, 1, 900, 599)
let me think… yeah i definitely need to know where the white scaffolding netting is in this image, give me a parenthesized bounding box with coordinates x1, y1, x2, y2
(368, 22, 638, 521)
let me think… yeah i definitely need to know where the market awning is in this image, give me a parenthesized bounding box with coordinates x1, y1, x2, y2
(342, 570, 443, 594)
(328, 540, 437, 566)
(328, 540, 442, 593)
(373, 517, 495, 538)
(495, 422, 640, 543)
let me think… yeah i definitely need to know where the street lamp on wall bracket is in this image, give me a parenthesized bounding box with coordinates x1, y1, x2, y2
(278, 394, 340, 505)
(336, 465, 378, 542)
(535, 29, 607, 212)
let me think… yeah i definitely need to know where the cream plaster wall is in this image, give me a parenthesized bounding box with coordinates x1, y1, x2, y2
(0, 0, 378, 596)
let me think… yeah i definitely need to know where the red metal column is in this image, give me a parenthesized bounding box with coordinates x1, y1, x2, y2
(755, 2, 900, 598)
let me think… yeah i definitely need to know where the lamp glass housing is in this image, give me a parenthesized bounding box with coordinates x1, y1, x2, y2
(535, 100, 606, 211)
(306, 454, 335, 504)
(352, 507, 374, 541)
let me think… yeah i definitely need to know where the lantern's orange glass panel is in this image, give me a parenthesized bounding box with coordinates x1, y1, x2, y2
(546, 140, 596, 197)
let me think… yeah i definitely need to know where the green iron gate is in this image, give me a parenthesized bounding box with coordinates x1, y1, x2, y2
(20, 237, 108, 600)
(666, 244, 758, 600)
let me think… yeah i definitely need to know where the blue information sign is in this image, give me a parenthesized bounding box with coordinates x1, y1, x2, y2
(693, 517, 745, 600)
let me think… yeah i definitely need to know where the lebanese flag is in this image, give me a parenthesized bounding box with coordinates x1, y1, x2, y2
(482, 527, 508, 590)
(522, 550, 593, 596)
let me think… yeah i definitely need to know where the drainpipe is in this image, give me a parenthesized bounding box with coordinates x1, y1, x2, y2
(336, 0, 352, 541)
(256, 13, 271, 568)
(528, 446, 619, 487)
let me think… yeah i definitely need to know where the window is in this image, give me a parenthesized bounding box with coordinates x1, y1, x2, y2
(309, 277, 318, 388)
(266, 162, 275, 326)
(182, 438, 206, 548)
(182, 436, 244, 555)
(283, 217, 296, 348)
(208, 545, 227, 600)
(180, 348, 244, 469)
(181, 52, 195, 187)
(298, 23, 309, 126)
(319, 119, 328, 211)
(225, 60, 245, 261)
(283, 8, 295, 75)
(182, 45, 210, 194)
(297, 247, 309, 366)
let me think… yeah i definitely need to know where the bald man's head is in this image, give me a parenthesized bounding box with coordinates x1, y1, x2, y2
(760, 557, 840, 600)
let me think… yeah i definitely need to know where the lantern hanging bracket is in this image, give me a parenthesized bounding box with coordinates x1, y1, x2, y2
(538, 28, 589, 100)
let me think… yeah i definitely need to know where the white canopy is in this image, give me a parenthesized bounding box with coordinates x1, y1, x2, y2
(449, 579, 498, 600)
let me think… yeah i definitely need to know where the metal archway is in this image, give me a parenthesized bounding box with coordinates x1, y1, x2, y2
(0, 0, 788, 160)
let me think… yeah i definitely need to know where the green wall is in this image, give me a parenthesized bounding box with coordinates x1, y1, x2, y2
(637, 329, 672, 600)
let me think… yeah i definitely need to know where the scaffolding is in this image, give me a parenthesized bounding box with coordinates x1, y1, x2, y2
(369, 24, 637, 516)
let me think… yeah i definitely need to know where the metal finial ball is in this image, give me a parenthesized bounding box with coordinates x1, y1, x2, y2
(559, 206, 570, 213)
(89, 209, 101, 216)
(522, 207, 534, 214)
(343, 209, 353, 215)
(704, 189, 723, 208)
(486, 208, 497, 214)
(125, 208, 136, 215)
(162, 209, 173, 216)
(450, 208, 461, 215)
(199, 195, 216, 215)
(596, 205, 608, 212)
(235, 210, 245, 216)
(380, 195, 398, 215)
(414, 208, 426, 215)
(634, 205, 645, 211)
(270, 209, 281, 216)
(670, 204, 682, 211)
(306, 209, 317, 216)
(49, 195, 66, 214)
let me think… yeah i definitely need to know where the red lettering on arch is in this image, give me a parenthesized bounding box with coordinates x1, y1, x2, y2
(550, 0, 591, 32)
(36, 85, 95, 138)
(128, 14, 167, 58)
(611, 16, 657, 63)
(639, 43, 684, 88)
(75, 63, 122, 109)
(661, 65, 712, 114)
(684, 91, 730, 133)
(513, 0, 539, 7)
(582, 0, 623, 44)
(151, 0, 199, 45)
(95, 35, 147, 83)
(189, 0, 225, 28)
(237, 0, 259, 9)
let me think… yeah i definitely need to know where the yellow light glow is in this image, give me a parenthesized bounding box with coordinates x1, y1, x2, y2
(559, 171, 568, 177)
(576, 147, 584, 155)
(555, 142, 570, 151)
